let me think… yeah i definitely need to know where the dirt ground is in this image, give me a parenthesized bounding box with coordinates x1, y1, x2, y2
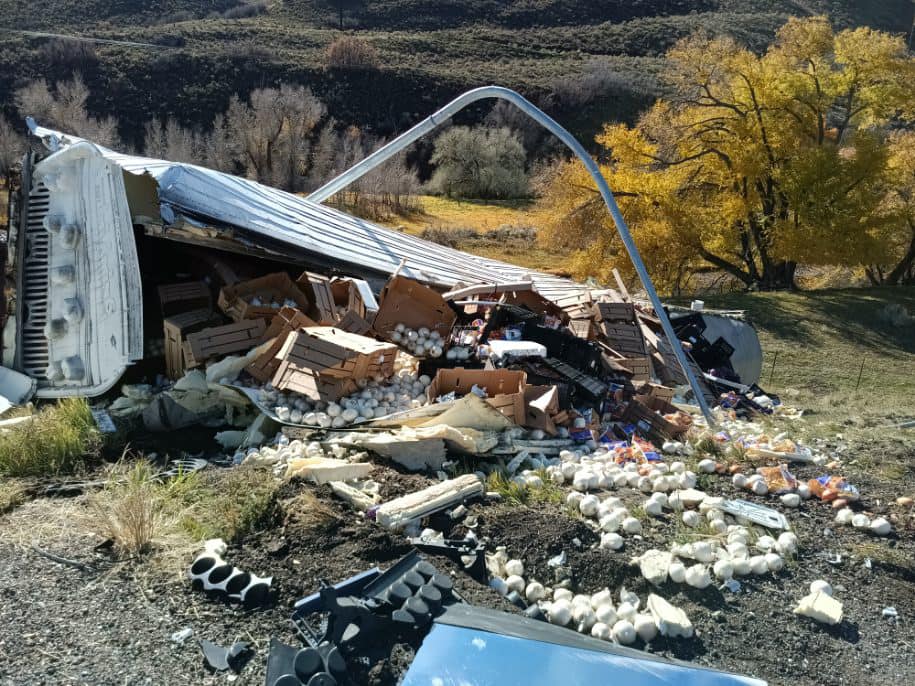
(1, 435, 913, 686)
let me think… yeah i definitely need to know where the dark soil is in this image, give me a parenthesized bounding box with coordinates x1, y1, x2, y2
(1, 450, 913, 686)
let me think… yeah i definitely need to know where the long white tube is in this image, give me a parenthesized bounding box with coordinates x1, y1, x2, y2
(308, 86, 715, 425)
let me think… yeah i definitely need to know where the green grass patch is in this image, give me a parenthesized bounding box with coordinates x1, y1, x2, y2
(487, 470, 564, 507)
(0, 399, 101, 477)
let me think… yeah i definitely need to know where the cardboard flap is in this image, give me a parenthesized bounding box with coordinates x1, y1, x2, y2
(373, 275, 457, 340)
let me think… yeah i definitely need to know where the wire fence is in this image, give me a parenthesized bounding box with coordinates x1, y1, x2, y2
(759, 348, 915, 396)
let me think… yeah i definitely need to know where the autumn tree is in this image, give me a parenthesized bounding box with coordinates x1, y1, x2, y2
(541, 17, 915, 290)
(869, 131, 915, 285)
(0, 116, 24, 176)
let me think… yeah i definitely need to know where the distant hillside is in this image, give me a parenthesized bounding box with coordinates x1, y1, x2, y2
(0, 0, 911, 148)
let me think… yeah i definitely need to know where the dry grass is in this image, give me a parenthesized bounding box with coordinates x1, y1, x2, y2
(0, 478, 28, 514)
(87, 460, 175, 556)
(0, 398, 101, 477)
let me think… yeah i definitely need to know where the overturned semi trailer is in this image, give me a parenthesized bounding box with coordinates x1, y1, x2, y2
(3, 117, 761, 400)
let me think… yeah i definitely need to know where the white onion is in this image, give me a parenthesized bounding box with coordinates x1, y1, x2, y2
(506, 575, 525, 593)
(595, 604, 617, 625)
(591, 622, 611, 640)
(682, 511, 700, 528)
(870, 517, 892, 536)
(621, 517, 642, 535)
(835, 508, 854, 525)
(505, 559, 525, 577)
(749, 555, 768, 575)
(764, 552, 784, 572)
(601, 533, 624, 550)
(612, 620, 636, 645)
(713, 559, 734, 580)
(668, 561, 687, 583)
(549, 599, 572, 626)
(685, 564, 712, 589)
(810, 579, 833, 596)
(698, 458, 717, 473)
(634, 613, 658, 642)
(852, 513, 871, 529)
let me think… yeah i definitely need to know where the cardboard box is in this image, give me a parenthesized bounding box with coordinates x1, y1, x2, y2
(218, 272, 310, 322)
(246, 307, 317, 382)
(373, 276, 457, 342)
(271, 327, 398, 398)
(523, 385, 559, 434)
(427, 368, 527, 402)
(158, 282, 211, 317)
(184, 318, 267, 368)
(296, 272, 338, 324)
(163, 308, 224, 379)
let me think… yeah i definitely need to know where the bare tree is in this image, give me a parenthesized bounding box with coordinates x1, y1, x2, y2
(15, 75, 122, 149)
(144, 117, 205, 164)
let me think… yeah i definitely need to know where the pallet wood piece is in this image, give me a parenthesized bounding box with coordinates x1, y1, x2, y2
(163, 308, 224, 379)
(271, 365, 357, 401)
(246, 307, 317, 382)
(568, 318, 594, 340)
(157, 282, 211, 317)
(184, 319, 266, 368)
(296, 271, 338, 324)
(617, 356, 652, 382)
(218, 272, 310, 322)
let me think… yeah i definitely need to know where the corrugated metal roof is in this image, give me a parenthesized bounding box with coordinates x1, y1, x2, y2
(33, 126, 599, 302)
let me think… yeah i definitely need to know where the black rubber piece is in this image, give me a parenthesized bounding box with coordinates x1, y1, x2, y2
(385, 581, 412, 607)
(273, 675, 301, 686)
(225, 572, 252, 596)
(418, 583, 442, 611)
(391, 608, 415, 625)
(294, 648, 323, 681)
(190, 556, 218, 576)
(414, 561, 437, 580)
(325, 646, 346, 679)
(404, 596, 431, 625)
(242, 582, 271, 609)
(208, 564, 235, 585)
(431, 573, 453, 595)
(306, 674, 337, 686)
(401, 570, 424, 591)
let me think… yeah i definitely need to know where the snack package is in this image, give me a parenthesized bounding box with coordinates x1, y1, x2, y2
(808, 475, 860, 502)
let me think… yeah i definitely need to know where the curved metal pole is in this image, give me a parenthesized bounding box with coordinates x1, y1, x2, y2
(308, 86, 715, 426)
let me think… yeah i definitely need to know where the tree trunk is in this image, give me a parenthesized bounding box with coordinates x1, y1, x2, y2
(884, 224, 915, 286)
(759, 259, 796, 290)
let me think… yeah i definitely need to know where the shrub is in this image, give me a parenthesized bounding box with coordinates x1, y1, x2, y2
(325, 36, 379, 70)
(420, 226, 479, 247)
(429, 126, 529, 199)
(0, 399, 100, 477)
(222, 1, 268, 19)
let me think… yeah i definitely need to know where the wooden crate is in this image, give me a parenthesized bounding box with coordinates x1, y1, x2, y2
(622, 394, 692, 441)
(336, 310, 373, 336)
(271, 327, 398, 396)
(296, 272, 338, 324)
(271, 365, 357, 401)
(184, 319, 267, 368)
(592, 302, 635, 323)
(617, 355, 652, 382)
(157, 282, 211, 317)
(218, 272, 310, 322)
(163, 309, 224, 379)
(568, 318, 594, 340)
(246, 307, 317, 382)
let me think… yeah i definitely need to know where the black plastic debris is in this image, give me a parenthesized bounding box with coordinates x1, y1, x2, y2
(200, 639, 252, 673)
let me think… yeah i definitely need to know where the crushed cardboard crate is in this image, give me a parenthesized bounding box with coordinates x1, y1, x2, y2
(373, 276, 457, 343)
(623, 394, 692, 442)
(218, 272, 310, 322)
(427, 367, 527, 421)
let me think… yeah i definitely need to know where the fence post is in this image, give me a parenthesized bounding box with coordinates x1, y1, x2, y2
(855, 356, 866, 391)
(768, 350, 779, 387)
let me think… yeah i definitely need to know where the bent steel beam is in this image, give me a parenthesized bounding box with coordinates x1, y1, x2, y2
(308, 86, 716, 426)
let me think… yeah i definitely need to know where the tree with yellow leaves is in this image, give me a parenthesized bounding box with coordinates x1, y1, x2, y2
(541, 17, 915, 290)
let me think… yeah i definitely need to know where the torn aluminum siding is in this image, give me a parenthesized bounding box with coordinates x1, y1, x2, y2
(3, 141, 143, 397)
(29, 125, 595, 300)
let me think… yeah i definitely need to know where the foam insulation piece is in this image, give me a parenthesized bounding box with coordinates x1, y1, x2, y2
(793, 591, 843, 625)
(374, 474, 483, 530)
(173, 369, 209, 393)
(205, 339, 274, 384)
(638, 550, 673, 586)
(648, 593, 694, 638)
(416, 394, 513, 431)
(285, 457, 374, 484)
(330, 481, 381, 511)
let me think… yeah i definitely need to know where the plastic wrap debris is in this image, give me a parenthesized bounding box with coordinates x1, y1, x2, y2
(808, 475, 860, 502)
(756, 464, 798, 494)
(719, 500, 790, 530)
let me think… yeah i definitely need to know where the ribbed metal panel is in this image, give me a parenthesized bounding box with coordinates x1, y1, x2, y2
(19, 182, 50, 381)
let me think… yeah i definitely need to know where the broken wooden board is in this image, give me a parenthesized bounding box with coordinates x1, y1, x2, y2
(184, 319, 267, 368)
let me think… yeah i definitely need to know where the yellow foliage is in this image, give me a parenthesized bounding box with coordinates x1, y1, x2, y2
(540, 16, 915, 291)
